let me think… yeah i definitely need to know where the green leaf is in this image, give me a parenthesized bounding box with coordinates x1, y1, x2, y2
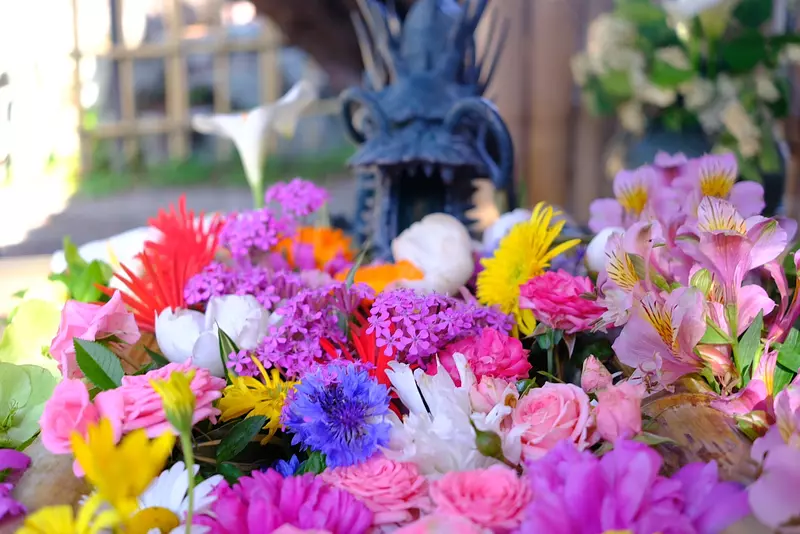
(758, 128, 781, 174)
(217, 326, 239, 385)
(11, 289, 26, 299)
(74, 339, 124, 390)
(615, 0, 666, 24)
(63, 236, 87, 272)
(632, 431, 676, 446)
(516, 378, 537, 397)
(536, 370, 564, 383)
(773, 363, 796, 395)
(144, 347, 170, 368)
(298, 452, 327, 475)
(71, 261, 105, 302)
(133, 362, 158, 376)
(737, 312, 763, 383)
(700, 321, 733, 345)
(598, 70, 634, 99)
(649, 59, 695, 89)
(776, 332, 800, 391)
(733, 0, 774, 28)
(721, 32, 769, 73)
(217, 462, 244, 485)
(344, 243, 369, 289)
(216, 416, 267, 463)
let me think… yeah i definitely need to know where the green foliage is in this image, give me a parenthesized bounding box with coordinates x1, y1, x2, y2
(775, 329, 800, 394)
(74, 339, 124, 390)
(49, 237, 113, 303)
(649, 59, 695, 88)
(0, 362, 58, 448)
(733, 0, 774, 29)
(615, 0, 666, 24)
(216, 416, 268, 463)
(0, 299, 62, 374)
(720, 32, 769, 74)
(598, 70, 635, 99)
(737, 312, 763, 384)
(297, 452, 327, 475)
(217, 327, 239, 385)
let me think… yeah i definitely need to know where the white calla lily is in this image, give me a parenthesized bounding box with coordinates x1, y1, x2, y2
(154, 295, 274, 377)
(191, 79, 318, 207)
(391, 213, 474, 296)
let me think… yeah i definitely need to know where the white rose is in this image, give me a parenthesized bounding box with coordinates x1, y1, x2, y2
(392, 213, 474, 296)
(585, 227, 625, 274)
(155, 308, 224, 376)
(205, 294, 271, 351)
(482, 208, 532, 255)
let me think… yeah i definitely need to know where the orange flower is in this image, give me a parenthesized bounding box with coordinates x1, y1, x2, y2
(335, 260, 424, 294)
(276, 226, 354, 270)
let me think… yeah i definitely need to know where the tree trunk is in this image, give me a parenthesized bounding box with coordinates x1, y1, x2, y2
(251, 0, 415, 92)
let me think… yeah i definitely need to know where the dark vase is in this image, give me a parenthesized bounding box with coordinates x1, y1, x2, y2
(623, 125, 786, 216)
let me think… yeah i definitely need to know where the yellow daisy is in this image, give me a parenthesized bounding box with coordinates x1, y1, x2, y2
(16, 493, 119, 534)
(218, 355, 298, 444)
(71, 419, 176, 519)
(150, 370, 197, 435)
(477, 202, 580, 335)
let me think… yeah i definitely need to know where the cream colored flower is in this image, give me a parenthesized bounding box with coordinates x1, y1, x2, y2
(656, 46, 691, 70)
(619, 100, 647, 135)
(756, 71, 780, 103)
(785, 44, 800, 64)
(191, 80, 318, 205)
(722, 100, 761, 158)
(391, 213, 474, 296)
(571, 54, 592, 86)
(663, 0, 735, 39)
(680, 78, 715, 110)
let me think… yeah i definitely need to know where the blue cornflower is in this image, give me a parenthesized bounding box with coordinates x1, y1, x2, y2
(272, 455, 301, 477)
(281, 362, 391, 468)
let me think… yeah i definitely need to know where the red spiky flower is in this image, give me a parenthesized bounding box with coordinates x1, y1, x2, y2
(99, 196, 223, 332)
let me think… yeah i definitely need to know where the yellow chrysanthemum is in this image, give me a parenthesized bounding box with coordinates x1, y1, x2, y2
(219, 355, 298, 444)
(150, 370, 197, 434)
(477, 202, 580, 335)
(17, 493, 119, 534)
(71, 419, 176, 519)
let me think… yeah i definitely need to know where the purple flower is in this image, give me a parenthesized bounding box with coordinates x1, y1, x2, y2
(517, 439, 748, 534)
(198, 470, 373, 534)
(0, 449, 30, 521)
(185, 263, 306, 311)
(281, 362, 391, 467)
(366, 289, 513, 367)
(219, 208, 281, 262)
(273, 455, 301, 477)
(265, 178, 330, 218)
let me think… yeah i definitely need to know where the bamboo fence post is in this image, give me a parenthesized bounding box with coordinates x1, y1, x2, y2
(259, 18, 282, 154)
(212, 0, 233, 160)
(114, 0, 137, 164)
(70, 0, 88, 175)
(165, 0, 189, 160)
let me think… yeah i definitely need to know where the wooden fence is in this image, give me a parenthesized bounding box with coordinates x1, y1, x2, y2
(69, 0, 339, 175)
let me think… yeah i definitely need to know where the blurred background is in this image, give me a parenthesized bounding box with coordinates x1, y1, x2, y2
(0, 0, 798, 264)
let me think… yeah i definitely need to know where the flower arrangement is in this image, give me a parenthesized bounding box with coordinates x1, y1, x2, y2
(0, 158, 799, 532)
(572, 0, 800, 178)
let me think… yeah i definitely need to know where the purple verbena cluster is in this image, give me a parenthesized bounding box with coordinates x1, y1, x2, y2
(185, 262, 306, 311)
(366, 288, 513, 367)
(218, 208, 281, 262)
(264, 178, 330, 218)
(255, 282, 374, 378)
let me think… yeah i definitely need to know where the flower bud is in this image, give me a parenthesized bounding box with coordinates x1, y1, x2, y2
(696, 345, 735, 381)
(580, 355, 613, 393)
(150, 370, 197, 435)
(474, 427, 504, 461)
(585, 227, 624, 274)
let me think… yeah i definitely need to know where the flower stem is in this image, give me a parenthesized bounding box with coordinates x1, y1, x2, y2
(547, 344, 555, 377)
(181, 434, 196, 532)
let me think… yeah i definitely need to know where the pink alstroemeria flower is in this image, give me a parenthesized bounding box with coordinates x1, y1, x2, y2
(766, 250, 800, 343)
(678, 197, 789, 305)
(653, 151, 689, 186)
(677, 153, 765, 219)
(589, 166, 657, 232)
(613, 287, 706, 388)
(712, 346, 777, 417)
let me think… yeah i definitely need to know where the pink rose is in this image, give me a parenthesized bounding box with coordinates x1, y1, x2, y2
(594, 381, 646, 442)
(117, 361, 225, 437)
(321, 454, 430, 526)
(50, 291, 140, 379)
(429, 465, 531, 532)
(273, 527, 332, 534)
(519, 270, 604, 334)
(580, 355, 613, 393)
(39, 379, 99, 454)
(469, 376, 519, 417)
(394, 514, 485, 534)
(511, 383, 593, 460)
(439, 328, 531, 385)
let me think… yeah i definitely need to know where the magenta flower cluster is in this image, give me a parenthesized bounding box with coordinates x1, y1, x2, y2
(255, 282, 374, 378)
(185, 262, 306, 311)
(366, 289, 513, 367)
(518, 439, 749, 534)
(198, 469, 373, 534)
(264, 177, 330, 218)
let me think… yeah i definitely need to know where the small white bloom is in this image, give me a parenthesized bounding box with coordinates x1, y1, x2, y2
(383, 353, 498, 477)
(722, 100, 761, 158)
(656, 46, 691, 70)
(192, 79, 318, 199)
(680, 78, 715, 110)
(618, 100, 646, 135)
(139, 461, 223, 520)
(755, 71, 780, 103)
(481, 208, 532, 255)
(155, 294, 273, 377)
(585, 227, 625, 274)
(391, 213, 474, 296)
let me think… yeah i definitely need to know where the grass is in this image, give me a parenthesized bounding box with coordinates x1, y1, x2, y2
(77, 144, 356, 198)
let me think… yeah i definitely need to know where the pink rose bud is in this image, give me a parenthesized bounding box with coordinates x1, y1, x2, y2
(595, 381, 646, 442)
(580, 355, 613, 393)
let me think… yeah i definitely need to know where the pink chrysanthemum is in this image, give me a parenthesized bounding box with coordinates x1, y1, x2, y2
(198, 470, 373, 534)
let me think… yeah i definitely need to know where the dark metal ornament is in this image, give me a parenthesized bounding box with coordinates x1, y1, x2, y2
(340, 0, 515, 259)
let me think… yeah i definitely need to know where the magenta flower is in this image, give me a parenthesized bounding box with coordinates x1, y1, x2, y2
(0, 449, 30, 521)
(198, 470, 373, 534)
(613, 287, 706, 388)
(438, 327, 531, 384)
(518, 439, 749, 534)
